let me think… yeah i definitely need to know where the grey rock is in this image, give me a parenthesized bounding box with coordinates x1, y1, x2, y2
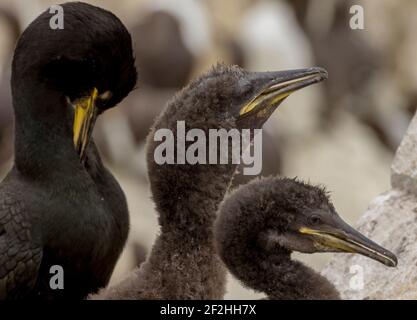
(321, 112, 417, 299)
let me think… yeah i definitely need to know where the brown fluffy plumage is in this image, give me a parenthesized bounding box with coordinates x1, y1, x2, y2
(93, 63, 329, 299)
(215, 177, 340, 300)
(93, 65, 246, 299)
(93, 64, 292, 299)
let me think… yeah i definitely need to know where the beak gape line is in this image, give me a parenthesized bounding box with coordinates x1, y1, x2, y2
(239, 68, 328, 119)
(299, 227, 398, 267)
(73, 88, 99, 163)
(152, 68, 328, 175)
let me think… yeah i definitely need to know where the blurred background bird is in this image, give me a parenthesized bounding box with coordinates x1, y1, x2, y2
(0, 0, 415, 299)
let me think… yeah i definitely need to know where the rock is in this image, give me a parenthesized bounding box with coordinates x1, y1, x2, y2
(392, 113, 417, 194)
(322, 190, 417, 299)
(321, 111, 417, 299)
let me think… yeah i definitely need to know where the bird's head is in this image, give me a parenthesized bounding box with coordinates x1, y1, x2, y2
(12, 2, 137, 161)
(147, 64, 327, 211)
(164, 64, 327, 131)
(218, 177, 397, 268)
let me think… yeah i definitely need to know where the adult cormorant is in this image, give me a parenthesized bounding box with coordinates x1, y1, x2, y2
(215, 177, 398, 299)
(93, 64, 328, 299)
(0, 2, 136, 299)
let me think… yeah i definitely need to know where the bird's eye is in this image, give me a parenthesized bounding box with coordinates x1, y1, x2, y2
(309, 215, 322, 225)
(237, 79, 252, 95)
(96, 91, 113, 109)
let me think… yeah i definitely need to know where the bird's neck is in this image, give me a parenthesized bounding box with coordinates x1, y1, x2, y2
(220, 216, 340, 300)
(12, 82, 82, 178)
(149, 162, 236, 241)
(133, 160, 235, 299)
(263, 254, 339, 299)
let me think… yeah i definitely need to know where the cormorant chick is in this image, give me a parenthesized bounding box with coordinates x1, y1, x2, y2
(94, 64, 328, 299)
(0, 2, 136, 299)
(215, 177, 398, 300)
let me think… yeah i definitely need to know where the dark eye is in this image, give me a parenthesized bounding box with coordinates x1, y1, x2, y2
(237, 78, 252, 95)
(309, 215, 322, 225)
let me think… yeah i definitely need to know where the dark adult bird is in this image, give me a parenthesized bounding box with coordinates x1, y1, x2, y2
(131, 10, 194, 89)
(215, 177, 398, 299)
(124, 10, 195, 144)
(0, 2, 137, 299)
(93, 64, 328, 299)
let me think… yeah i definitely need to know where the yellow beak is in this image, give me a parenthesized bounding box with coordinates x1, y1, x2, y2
(73, 88, 99, 163)
(299, 227, 397, 267)
(239, 68, 328, 118)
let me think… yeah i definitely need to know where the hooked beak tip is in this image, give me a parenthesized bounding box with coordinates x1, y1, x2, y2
(310, 67, 328, 80)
